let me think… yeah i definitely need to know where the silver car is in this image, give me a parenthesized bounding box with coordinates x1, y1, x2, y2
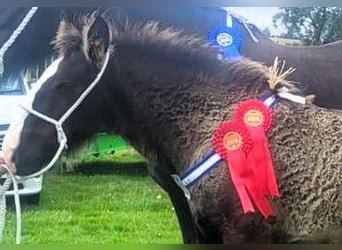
(0, 75, 43, 205)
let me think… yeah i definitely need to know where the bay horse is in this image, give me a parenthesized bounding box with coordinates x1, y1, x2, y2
(1, 14, 341, 243)
(0, 7, 225, 79)
(224, 12, 342, 109)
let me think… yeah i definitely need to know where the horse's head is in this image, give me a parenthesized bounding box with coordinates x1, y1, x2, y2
(3, 14, 112, 176)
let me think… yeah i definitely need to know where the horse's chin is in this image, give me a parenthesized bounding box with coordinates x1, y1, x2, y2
(15, 163, 42, 176)
(12, 149, 49, 177)
(15, 167, 37, 176)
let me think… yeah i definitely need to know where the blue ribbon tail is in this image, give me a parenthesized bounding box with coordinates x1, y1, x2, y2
(222, 45, 241, 59)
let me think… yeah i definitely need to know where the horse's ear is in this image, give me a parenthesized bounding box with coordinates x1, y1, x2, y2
(83, 14, 111, 67)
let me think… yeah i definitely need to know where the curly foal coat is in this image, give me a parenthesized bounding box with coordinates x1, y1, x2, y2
(11, 14, 342, 243)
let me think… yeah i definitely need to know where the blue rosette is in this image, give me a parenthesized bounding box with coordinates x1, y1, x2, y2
(208, 25, 242, 60)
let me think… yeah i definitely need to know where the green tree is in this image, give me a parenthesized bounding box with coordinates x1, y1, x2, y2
(273, 7, 342, 45)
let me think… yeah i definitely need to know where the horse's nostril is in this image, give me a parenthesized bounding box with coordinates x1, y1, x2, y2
(11, 150, 17, 164)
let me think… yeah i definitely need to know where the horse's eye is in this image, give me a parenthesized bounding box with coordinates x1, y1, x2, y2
(57, 80, 72, 87)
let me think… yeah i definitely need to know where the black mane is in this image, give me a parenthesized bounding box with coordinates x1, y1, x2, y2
(53, 14, 221, 70)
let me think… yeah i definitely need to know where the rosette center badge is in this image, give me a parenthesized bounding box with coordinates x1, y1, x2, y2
(216, 32, 233, 47)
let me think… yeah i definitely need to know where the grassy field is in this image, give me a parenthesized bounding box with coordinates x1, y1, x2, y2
(3, 149, 182, 244)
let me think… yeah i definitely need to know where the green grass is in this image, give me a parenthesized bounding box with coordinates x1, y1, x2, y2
(56, 147, 147, 173)
(78, 146, 146, 163)
(3, 160, 182, 244)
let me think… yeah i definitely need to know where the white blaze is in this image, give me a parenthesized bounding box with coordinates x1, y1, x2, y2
(1, 57, 63, 173)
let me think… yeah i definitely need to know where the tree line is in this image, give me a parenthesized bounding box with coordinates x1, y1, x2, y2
(272, 7, 342, 45)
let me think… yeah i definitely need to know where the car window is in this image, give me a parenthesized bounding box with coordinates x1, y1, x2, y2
(0, 76, 26, 95)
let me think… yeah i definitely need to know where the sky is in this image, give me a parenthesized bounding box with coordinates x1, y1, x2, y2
(224, 7, 287, 36)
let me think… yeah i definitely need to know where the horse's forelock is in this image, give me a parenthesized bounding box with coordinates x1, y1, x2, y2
(53, 13, 111, 67)
(52, 13, 95, 57)
(52, 20, 82, 57)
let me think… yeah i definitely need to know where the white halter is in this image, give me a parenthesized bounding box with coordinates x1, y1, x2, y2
(21, 46, 113, 178)
(0, 44, 112, 244)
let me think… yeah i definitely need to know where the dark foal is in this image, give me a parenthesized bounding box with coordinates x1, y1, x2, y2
(4, 15, 341, 243)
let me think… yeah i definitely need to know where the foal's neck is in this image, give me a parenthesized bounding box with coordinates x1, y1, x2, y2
(107, 51, 223, 172)
(107, 49, 268, 173)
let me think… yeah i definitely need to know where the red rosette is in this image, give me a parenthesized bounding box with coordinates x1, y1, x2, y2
(233, 99, 273, 132)
(233, 99, 279, 218)
(212, 120, 255, 214)
(212, 120, 252, 158)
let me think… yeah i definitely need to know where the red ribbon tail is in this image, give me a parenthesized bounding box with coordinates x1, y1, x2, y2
(227, 155, 255, 214)
(263, 143, 280, 197)
(230, 168, 255, 214)
(248, 130, 268, 194)
(249, 189, 273, 218)
(242, 173, 273, 219)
